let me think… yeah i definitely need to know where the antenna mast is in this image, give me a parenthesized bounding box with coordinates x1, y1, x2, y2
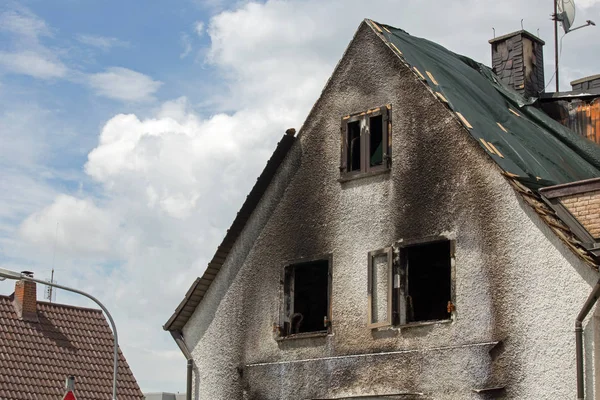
(45, 222, 59, 303)
(47, 268, 55, 303)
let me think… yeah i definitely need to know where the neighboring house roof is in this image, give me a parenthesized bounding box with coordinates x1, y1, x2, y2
(165, 19, 600, 333)
(164, 131, 296, 332)
(0, 294, 144, 400)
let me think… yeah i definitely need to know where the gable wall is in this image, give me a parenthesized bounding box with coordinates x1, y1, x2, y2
(182, 22, 600, 400)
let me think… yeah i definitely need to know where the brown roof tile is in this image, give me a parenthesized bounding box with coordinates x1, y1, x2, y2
(0, 294, 144, 400)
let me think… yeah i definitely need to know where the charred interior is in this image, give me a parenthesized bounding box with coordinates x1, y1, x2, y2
(283, 260, 329, 335)
(347, 121, 361, 172)
(370, 115, 383, 166)
(405, 241, 452, 323)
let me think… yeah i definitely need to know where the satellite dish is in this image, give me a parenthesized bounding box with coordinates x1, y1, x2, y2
(557, 0, 576, 33)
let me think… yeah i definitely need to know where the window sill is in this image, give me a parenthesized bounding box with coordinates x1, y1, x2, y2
(398, 318, 453, 329)
(338, 168, 390, 183)
(372, 318, 453, 332)
(275, 331, 330, 341)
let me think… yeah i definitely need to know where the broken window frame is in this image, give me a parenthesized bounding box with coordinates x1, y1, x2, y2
(340, 105, 391, 179)
(368, 237, 455, 329)
(367, 247, 393, 328)
(278, 254, 333, 339)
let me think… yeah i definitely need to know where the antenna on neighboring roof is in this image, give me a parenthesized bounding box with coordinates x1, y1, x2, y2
(44, 269, 57, 303)
(521, 19, 524, 30)
(552, 0, 596, 91)
(44, 222, 59, 303)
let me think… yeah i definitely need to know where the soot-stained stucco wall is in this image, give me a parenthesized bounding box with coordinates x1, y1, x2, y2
(182, 22, 600, 399)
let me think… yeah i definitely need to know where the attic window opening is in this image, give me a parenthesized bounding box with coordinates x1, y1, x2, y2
(341, 105, 391, 178)
(281, 259, 331, 337)
(368, 239, 454, 328)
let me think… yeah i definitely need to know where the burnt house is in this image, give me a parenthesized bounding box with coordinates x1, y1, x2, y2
(165, 20, 600, 399)
(0, 274, 144, 399)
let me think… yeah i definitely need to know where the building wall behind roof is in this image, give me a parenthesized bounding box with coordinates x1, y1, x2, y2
(144, 393, 185, 400)
(182, 22, 600, 400)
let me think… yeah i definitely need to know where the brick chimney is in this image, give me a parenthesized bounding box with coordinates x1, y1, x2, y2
(489, 30, 545, 98)
(13, 271, 38, 322)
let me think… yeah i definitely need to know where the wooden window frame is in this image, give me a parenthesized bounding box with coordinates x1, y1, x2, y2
(367, 247, 393, 328)
(340, 105, 392, 180)
(367, 238, 455, 329)
(278, 254, 333, 339)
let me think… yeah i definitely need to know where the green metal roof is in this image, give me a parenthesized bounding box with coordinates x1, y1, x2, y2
(377, 22, 600, 190)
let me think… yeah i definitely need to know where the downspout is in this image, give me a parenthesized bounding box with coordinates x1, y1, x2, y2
(576, 279, 600, 399)
(171, 331, 194, 400)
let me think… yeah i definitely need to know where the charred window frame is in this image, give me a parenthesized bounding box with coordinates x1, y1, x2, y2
(277, 255, 332, 338)
(367, 247, 393, 328)
(340, 105, 391, 179)
(368, 239, 455, 328)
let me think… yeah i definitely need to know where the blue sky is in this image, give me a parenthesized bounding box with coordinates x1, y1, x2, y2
(1, 0, 599, 394)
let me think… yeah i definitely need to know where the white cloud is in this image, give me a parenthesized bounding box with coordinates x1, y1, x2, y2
(19, 195, 118, 256)
(180, 33, 192, 59)
(88, 67, 162, 102)
(0, 50, 67, 79)
(194, 21, 205, 37)
(577, 0, 600, 8)
(85, 97, 283, 219)
(76, 34, 129, 51)
(0, 7, 67, 79)
(0, 8, 50, 41)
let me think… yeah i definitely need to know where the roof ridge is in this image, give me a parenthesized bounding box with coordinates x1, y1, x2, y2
(0, 294, 103, 313)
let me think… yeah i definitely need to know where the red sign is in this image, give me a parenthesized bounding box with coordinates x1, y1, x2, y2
(62, 391, 77, 400)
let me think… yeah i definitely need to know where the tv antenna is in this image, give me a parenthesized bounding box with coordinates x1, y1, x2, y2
(552, 0, 596, 92)
(44, 222, 59, 303)
(44, 269, 57, 303)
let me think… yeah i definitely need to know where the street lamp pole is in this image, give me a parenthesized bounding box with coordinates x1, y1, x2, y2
(0, 268, 118, 400)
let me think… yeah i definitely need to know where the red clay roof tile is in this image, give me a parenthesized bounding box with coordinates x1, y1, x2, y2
(0, 294, 144, 400)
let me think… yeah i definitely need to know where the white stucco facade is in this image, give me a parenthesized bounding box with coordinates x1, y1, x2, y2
(180, 22, 600, 399)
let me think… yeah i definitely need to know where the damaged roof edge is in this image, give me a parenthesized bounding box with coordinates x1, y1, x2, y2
(164, 131, 297, 332)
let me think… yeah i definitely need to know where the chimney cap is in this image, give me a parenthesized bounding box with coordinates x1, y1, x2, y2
(489, 30, 545, 45)
(21, 271, 33, 278)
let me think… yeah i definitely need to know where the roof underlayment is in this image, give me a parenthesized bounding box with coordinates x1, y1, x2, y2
(373, 21, 600, 190)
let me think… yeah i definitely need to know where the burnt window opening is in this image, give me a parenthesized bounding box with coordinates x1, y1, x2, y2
(340, 105, 391, 178)
(282, 259, 330, 336)
(404, 241, 452, 323)
(369, 115, 383, 166)
(347, 121, 361, 171)
(367, 239, 454, 328)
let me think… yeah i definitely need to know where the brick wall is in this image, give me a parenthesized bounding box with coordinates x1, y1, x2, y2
(14, 280, 37, 320)
(560, 190, 600, 238)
